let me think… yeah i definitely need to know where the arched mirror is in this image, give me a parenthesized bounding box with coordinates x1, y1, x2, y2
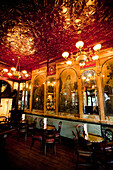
(32, 75, 45, 111)
(0, 80, 11, 98)
(59, 68, 79, 117)
(46, 76, 56, 115)
(82, 70, 99, 114)
(102, 59, 113, 116)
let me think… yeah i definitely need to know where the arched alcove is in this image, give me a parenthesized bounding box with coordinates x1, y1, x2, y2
(59, 68, 79, 117)
(32, 75, 45, 110)
(0, 80, 11, 98)
(82, 70, 99, 115)
(102, 59, 113, 116)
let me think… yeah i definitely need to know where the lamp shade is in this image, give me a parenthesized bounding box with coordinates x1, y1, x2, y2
(62, 51, 69, 59)
(93, 44, 101, 51)
(76, 41, 84, 49)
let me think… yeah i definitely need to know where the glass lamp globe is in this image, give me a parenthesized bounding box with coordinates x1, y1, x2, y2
(76, 41, 84, 49)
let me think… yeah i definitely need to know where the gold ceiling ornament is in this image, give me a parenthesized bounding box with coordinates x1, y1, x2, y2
(4, 23, 35, 56)
(59, 0, 97, 30)
(62, 30, 101, 66)
(1, 56, 30, 79)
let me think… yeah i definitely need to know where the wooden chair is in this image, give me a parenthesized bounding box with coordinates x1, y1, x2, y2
(30, 119, 44, 149)
(95, 142, 113, 170)
(72, 130, 94, 169)
(97, 128, 113, 151)
(55, 121, 62, 143)
(17, 121, 28, 143)
(44, 130, 56, 156)
(105, 128, 113, 142)
(76, 124, 85, 138)
(27, 118, 37, 136)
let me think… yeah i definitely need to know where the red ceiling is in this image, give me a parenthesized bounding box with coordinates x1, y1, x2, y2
(0, 0, 113, 72)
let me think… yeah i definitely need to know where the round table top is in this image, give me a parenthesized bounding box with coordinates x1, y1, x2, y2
(84, 133, 103, 143)
(41, 125, 56, 131)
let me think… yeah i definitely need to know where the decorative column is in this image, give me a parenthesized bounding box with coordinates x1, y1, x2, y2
(56, 77, 59, 116)
(77, 68, 84, 118)
(30, 73, 33, 111)
(44, 81, 46, 116)
(96, 61, 105, 121)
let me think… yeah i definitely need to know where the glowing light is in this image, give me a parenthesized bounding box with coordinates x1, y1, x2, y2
(82, 76, 86, 80)
(3, 68, 8, 72)
(22, 70, 27, 74)
(79, 62, 85, 66)
(86, 78, 90, 81)
(11, 67, 16, 71)
(66, 60, 72, 65)
(76, 41, 84, 49)
(93, 44, 101, 51)
(62, 52, 69, 59)
(25, 74, 29, 77)
(8, 72, 12, 76)
(92, 55, 99, 60)
(88, 73, 92, 77)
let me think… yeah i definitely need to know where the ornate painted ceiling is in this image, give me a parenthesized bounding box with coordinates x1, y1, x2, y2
(0, 0, 113, 72)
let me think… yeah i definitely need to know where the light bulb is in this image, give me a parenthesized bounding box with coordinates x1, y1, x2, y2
(79, 62, 85, 66)
(66, 60, 72, 65)
(93, 44, 101, 51)
(8, 72, 12, 76)
(76, 41, 84, 49)
(88, 73, 92, 77)
(22, 70, 27, 74)
(92, 55, 99, 60)
(3, 68, 8, 72)
(11, 67, 16, 71)
(62, 52, 69, 59)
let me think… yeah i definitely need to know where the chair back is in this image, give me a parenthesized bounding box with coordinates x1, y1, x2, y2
(105, 128, 113, 142)
(19, 121, 28, 133)
(76, 124, 85, 138)
(57, 121, 62, 133)
(39, 119, 43, 128)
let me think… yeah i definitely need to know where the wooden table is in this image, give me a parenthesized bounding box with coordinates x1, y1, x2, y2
(0, 128, 16, 137)
(84, 133, 104, 151)
(41, 125, 56, 131)
(84, 133, 103, 143)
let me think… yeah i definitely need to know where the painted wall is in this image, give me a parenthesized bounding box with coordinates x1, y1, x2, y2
(25, 114, 101, 139)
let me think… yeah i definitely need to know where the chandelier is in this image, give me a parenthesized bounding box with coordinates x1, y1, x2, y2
(62, 30, 101, 66)
(0, 56, 31, 80)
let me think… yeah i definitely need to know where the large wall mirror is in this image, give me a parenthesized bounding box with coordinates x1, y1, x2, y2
(46, 76, 56, 115)
(59, 68, 79, 117)
(32, 75, 45, 111)
(102, 59, 113, 116)
(0, 80, 11, 98)
(82, 70, 99, 115)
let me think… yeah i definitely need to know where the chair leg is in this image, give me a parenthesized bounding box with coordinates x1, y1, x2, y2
(25, 133, 27, 143)
(44, 143, 46, 156)
(54, 143, 56, 155)
(30, 138, 35, 149)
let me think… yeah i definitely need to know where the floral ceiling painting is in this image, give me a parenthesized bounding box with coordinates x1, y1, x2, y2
(0, 0, 113, 71)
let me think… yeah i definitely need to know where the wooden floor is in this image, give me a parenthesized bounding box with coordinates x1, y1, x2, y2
(0, 132, 76, 170)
